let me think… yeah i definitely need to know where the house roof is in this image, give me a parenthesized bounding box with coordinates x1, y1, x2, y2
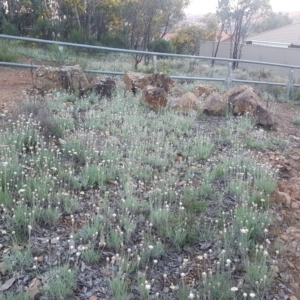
(162, 33, 176, 40)
(219, 32, 231, 42)
(246, 22, 300, 47)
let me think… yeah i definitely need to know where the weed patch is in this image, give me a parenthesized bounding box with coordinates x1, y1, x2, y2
(0, 89, 280, 299)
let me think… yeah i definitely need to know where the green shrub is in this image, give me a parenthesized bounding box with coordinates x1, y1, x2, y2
(0, 292, 31, 300)
(48, 43, 69, 65)
(69, 27, 86, 44)
(109, 275, 129, 299)
(0, 41, 17, 62)
(148, 39, 175, 55)
(43, 266, 76, 299)
(2, 19, 19, 36)
(82, 248, 101, 264)
(292, 89, 300, 102)
(3, 247, 33, 275)
(100, 31, 129, 48)
(293, 118, 300, 125)
(32, 18, 53, 40)
(246, 138, 267, 151)
(265, 85, 285, 99)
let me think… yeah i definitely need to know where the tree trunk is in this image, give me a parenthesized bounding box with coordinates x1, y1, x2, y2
(160, 15, 170, 38)
(134, 54, 143, 70)
(211, 24, 224, 67)
(232, 16, 242, 70)
(74, 7, 81, 28)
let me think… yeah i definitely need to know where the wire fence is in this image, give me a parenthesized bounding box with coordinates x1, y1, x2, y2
(1, 34, 300, 101)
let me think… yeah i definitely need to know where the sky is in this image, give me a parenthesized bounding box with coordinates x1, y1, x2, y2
(185, 0, 300, 15)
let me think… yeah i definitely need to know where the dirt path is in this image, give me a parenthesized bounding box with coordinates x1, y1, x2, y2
(0, 67, 33, 113)
(1, 66, 300, 298)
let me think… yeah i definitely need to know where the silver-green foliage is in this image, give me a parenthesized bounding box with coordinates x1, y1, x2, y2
(42, 266, 76, 299)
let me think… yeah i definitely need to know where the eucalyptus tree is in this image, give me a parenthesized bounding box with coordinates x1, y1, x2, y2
(215, 0, 271, 69)
(54, 0, 122, 41)
(0, 0, 49, 35)
(252, 12, 293, 34)
(171, 24, 206, 55)
(121, 0, 189, 69)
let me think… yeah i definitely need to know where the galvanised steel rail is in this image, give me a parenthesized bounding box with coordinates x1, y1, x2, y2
(1, 34, 300, 101)
(0, 61, 225, 81)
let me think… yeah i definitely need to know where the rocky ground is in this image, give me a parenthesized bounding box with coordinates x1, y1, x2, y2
(1, 65, 300, 299)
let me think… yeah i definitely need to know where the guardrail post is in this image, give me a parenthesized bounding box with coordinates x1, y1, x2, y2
(153, 55, 157, 73)
(226, 62, 232, 91)
(286, 68, 294, 102)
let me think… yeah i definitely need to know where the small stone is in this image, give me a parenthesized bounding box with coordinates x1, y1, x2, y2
(291, 202, 300, 209)
(290, 155, 300, 160)
(37, 256, 44, 263)
(65, 102, 74, 108)
(0, 262, 7, 275)
(271, 265, 279, 273)
(280, 234, 290, 241)
(291, 233, 300, 240)
(44, 93, 53, 101)
(287, 227, 300, 234)
(271, 265, 279, 277)
(50, 237, 59, 244)
(89, 296, 98, 300)
(176, 156, 183, 163)
(286, 260, 295, 269)
(289, 296, 298, 300)
(271, 191, 292, 207)
(290, 283, 299, 293)
(58, 138, 66, 145)
(26, 278, 42, 300)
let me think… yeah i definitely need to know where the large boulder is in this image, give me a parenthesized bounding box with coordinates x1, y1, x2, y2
(148, 73, 175, 93)
(203, 92, 227, 116)
(225, 85, 273, 126)
(143, 86, 168, 110)
(33, 65, 89, 96)
(170, 92, 202, 114)
(124, 71, 150, 95)
(194, 85, 216, 98)
(124, 71, 175, 95)
(86, 77, 116, 99)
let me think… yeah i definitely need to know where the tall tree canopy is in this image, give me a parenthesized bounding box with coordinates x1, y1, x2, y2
(171, 14, 219, 55)
(252, 12, 293, 34)
(1, 0, 50, 35)
(0, 0, 189, 67)
(121, 0, 189, 68)
(0, 0, 188, 69)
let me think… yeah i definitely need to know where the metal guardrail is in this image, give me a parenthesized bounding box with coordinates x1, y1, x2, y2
(0, 61, 225, 81)
(1, 34, 300, 101)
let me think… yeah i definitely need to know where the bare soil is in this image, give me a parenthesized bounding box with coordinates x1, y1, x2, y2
(0, 67, 33, 113)
(1, 65, 300, 299)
